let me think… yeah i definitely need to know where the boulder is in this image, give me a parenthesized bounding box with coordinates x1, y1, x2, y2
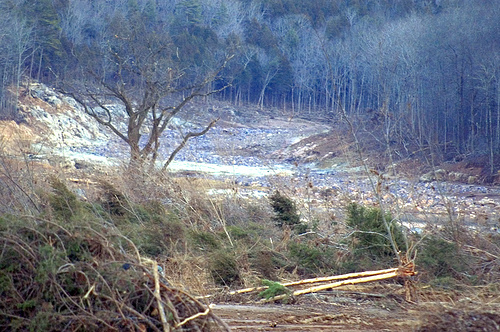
(419, 169, 446, 182)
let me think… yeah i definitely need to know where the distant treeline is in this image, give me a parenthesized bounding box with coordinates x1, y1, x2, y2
(1, 0, 499, 163)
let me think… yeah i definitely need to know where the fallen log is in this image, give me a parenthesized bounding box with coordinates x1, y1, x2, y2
(203, 261, 417, 302)
(261, 270, 399, 302)
(200, 267, 400, 298)
(281, 267, 399, 288)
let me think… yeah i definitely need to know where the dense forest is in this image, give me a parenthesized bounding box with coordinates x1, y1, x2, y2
(0, 0, 499, 169)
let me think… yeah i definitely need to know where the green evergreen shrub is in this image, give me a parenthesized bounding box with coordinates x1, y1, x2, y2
(345, 202, 405, 270)
(258, 279, 290, 300)
(140, 217, 185, 257)
(48, 177, 80, 220)
(417, 236, 474, 286)
(225, 222, 270, 244)
(225, 224, 254, 240)
(269, 190, 304, 232)
(189, 230, 221, 251)
(209, 249, 240, 286)
(219, 223, 283, 279)
(287, 241, 337, 275)
(118, 202, 186, 257)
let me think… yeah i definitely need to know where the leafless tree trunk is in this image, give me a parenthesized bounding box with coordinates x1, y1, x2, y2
(61, 6, 234, 172)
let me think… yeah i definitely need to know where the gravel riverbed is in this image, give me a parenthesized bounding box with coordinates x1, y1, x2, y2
(58, 116, 500, 234)
(19, 83, 499, 233)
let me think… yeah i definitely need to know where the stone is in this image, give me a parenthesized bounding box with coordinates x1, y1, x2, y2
(46, 95, 62, 106)
(419, 169, 446, 182)
(467, 176, 478, 184)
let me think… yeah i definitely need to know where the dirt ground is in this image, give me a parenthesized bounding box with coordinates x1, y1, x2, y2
(210, 284, 419, 331)
(211, 283, 500, 331)
(213, 301, 416, 331)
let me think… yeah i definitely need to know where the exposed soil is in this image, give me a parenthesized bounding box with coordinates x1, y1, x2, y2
(212, 289, 418, 331)
(214, 302, 410, 331)
(210, 283, 500, 331)
(211, 285, 500, 331)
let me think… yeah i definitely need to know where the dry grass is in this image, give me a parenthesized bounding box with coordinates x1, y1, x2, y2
(1, 139, 500, 331)
(0, 216, 230, 331)
(415, 295, 500, 332)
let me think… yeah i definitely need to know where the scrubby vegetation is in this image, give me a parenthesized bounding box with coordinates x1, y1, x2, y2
(1, 166, 499, 330)
(287, 242, 337, 275)
(269, 190, 305, 232)
(258, 279, 290, 301)
(343, 202, 406, 271)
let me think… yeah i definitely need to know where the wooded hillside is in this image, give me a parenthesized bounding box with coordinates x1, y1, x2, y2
(1, 0, 499, 170)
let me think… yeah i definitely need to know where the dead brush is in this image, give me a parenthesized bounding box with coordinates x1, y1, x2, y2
(463, 232, 500, 283)
(0, 214, 230, 332)
(415, 300, 500, 332)
(412, 226, 500, 330)
(0, 172, 231, 331)
(0, 135, 41, 214)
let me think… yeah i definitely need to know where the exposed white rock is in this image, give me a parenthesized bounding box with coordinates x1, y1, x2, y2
(24, 83, 111, 148)
(4, 82, 500, 233)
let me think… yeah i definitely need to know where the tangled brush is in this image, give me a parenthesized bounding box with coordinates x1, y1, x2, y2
(0, 215, 229, 331)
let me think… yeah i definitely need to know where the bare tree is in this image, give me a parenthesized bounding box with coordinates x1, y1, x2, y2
(61, 4, 234, 171)
(0, 10, 32, 120)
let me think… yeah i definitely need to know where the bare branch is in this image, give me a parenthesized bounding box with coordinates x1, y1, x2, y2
(162, 118, 219, 171)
